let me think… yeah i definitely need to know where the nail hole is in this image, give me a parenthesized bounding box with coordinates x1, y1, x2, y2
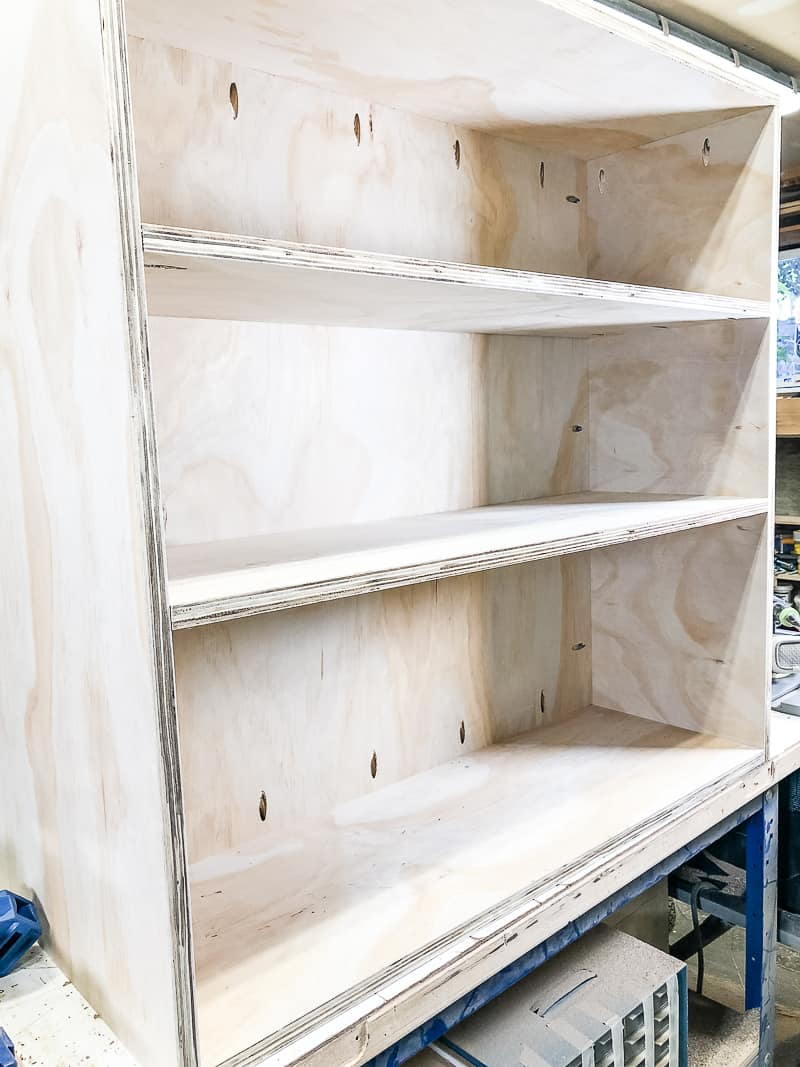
(572, 641, 586, 651)
(539, 161, 545, 188)
(598, 168, 605, 192)
(566, 194, 581, 204)
(229, 82, 239, 119)
(354, 112, 361, 145)
(370, 751, 377, 778)
(540, 690, 546, 715)
(453, 139, 461, 169)
(459, 720, 466, 744)
(258, 791, 267, 821)
(702, 138, 711, 166)
(571, 424, 583, 432)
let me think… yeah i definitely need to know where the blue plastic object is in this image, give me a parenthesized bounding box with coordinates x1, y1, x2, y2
(0, 890, 41, 978)
(0, 1027, 15, 1067)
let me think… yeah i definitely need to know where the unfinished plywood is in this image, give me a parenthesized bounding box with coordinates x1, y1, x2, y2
(124, 0, 775, 156)
(0, 2, 187, 1065)
(589, 320, 772, 499)
(188, 705, 759, 1066)
(129, 37, 585, 276)
(592, 517, 769, 747)
(142, 225, 768, 334)
(173, 556, 591, 862)
(586, 108, 778, 299)
(168, 493, 768, 627)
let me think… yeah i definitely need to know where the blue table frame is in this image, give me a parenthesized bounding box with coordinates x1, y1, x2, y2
(367, 788, 778, 1067)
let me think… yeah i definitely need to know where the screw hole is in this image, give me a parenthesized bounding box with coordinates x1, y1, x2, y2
(539, 161, 545, 188)
(453, 139, 461, 169)
(229, 82, 239, 119)
(571, 424, 583, 432)
(354, 112, 361, 145)
(370, 751, 377, 778)
(540, 690, 546, 715)
(258, 791, 267, 821)
(459, 720, 466, 744)
(702, 138, 711, 166)
(598, 168, 605, 192)
(572, 641, 586, 651)
(566, 194, 581, 204)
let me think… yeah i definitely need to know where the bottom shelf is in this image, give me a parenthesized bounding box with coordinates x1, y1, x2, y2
(190, 705, 760, 1066)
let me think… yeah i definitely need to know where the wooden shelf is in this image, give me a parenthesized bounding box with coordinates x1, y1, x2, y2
(142, 226, 769, 336)
(168, 493, 767, 627)
(189, 704, 760, 1066)
(777, 396, 800, 437)
(776, 515, 800, 525)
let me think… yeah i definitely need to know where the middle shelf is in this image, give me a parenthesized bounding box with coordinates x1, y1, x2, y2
(168, 493, 768, 627)
(142, 225, 770, 335)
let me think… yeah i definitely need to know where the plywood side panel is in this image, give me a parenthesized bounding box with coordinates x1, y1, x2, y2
(0, 3, 188, 1065)
(173, 556, 591, 864)
(586, 108, 778, 299)
(128, 36, 586, 274)
(589, 320, 771, 499)
(591, 517, 769, 747)
(149, 322, 585, 546)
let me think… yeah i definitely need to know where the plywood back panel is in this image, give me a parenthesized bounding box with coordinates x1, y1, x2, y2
(128, 36, 585, 274)
(591, 516, 769, 747)
(588, 320, 772, 499)
(174, 555, 591, 863)
(0, 3, 188, 1065)
(149, 321, 587, 546)
(586, 108, 778, 299)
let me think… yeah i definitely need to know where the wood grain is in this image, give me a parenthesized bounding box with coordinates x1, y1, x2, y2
(777, 396, 800, 437)
(124, 0, 771, 156)
(0, 3, 185, 1065)
(188, 705, 758, 1065)
(168, 493, 768, 627)
(586, 108, 778, 300)
(142, 225, 768, 334)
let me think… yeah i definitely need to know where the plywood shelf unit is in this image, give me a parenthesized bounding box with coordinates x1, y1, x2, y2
(169, 493, 768, 627)
(3, 2, 786, 1067)
(142, 226, 769, 335)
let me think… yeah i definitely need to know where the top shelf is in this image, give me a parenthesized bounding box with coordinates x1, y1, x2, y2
(142, 226, 769, 335)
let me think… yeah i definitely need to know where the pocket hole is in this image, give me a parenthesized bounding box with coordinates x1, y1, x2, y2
(453, 139, 461, 169)
(539, 161, 545, 188)
(258, 791, 267, 821)
(370, 751, 378, 778)
(566, 194, 581, 204)
(598, 168, 606, 191)
(702, 138, 711, 166)
(354, 112, 361, 145)
(229, 82, 239, 119)
(459, 720, 466, 744)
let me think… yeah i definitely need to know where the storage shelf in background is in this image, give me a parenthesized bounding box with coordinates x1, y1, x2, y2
(168, 493, 768, 628)
(189, 704, 761, 1067)
(142, 226, 769, 336)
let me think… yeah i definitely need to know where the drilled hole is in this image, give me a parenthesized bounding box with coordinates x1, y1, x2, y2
(229, 82, 239, 119)
(354, 112, 361, 145)
(539, 161, 545, 188)
(598, 168, 606, 191)
(459, 720, 466, 744)
(370, 751, 378, 778)
(540, 690, 546, 715)
(572, 641, 586, 651)
(571, 424, 583, 432)
(258, 791, 267, 821)
(702, 138, 711, 166)
(453, 139, 461, 169)
(566, 194, 581, 204)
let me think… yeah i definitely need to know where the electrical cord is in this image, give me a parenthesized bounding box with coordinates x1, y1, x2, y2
(690, 879, 717, 995)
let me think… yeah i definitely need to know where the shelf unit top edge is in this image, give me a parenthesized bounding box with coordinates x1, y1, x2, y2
(141, 224, 771, 319)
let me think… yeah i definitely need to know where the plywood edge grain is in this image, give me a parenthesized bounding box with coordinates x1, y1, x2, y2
(142, 225, 769, 334)
(168, 494, 768, 628)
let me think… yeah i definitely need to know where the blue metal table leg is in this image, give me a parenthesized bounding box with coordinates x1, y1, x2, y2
(745, 788, 778, 1066)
